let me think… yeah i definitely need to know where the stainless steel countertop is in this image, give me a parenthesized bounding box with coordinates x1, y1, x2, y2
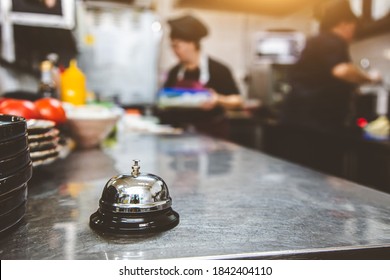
(1, 131, 390, 259)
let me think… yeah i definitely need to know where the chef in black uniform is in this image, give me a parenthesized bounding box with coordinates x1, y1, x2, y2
(159, 14, 242, 138)
(281, 0, 381, 132)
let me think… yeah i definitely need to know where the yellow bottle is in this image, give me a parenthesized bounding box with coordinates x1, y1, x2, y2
(61, 59, 86, 105)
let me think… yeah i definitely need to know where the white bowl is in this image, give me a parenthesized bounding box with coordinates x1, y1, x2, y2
(65, 105, 122, 149)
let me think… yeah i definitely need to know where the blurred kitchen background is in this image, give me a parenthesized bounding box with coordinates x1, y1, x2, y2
(0, 0, 389, 192)
(1, 0, 389, 102)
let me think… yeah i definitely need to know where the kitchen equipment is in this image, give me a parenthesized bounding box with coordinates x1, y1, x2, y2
(90, 160, 179, 234)
(0, 148, 30, 178)
(77, 1, 162, 106)
(0, 116, 29, 163)
(26, 119, 61, 167)
(359, 84, 390, 140)
(0, 201, 27, 234)
(0, 115, 27, 141)
(1, 0, 77, 71)
(0, 133, 29, 159)
(0, 114, 32, 233)
(247, 30, 305, 114)
(0, 161, 32, 196)
(65, 104, 122, 149)
(0, 184, 27, 217)
(27, 119, 57, 136)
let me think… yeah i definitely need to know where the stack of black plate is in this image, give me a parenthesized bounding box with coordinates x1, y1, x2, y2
(27, 120, 61, 167)
(0, 115, 33, 234)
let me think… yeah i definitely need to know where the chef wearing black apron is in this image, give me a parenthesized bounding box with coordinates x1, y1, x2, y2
(281, 0, 380, 132)
(158, 15, 242, 139)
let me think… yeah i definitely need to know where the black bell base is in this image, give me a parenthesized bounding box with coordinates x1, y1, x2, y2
(89, 207, 179, 235)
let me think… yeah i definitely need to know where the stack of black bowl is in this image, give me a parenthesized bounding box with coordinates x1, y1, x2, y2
(0, 115, 33, 234)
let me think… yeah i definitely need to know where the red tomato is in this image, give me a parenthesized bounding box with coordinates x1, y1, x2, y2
(35, 98, 66, 124)
(0, 98, 9, 106)
(0, 99, 40, 119)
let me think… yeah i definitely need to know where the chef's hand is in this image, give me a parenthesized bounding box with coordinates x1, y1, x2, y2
(200, 89, 218, 110)
(367, 69, 383, 84)
(43, 0, 57, 8)
(201, 89, 243, 110)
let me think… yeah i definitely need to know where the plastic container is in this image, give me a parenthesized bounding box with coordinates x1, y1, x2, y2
(60, 60, 87, 105)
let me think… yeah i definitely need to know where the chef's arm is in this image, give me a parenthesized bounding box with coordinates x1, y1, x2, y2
(216, 94, 243, 109)
(202, 90, 243, 110)
(332, 63, 381, 84)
